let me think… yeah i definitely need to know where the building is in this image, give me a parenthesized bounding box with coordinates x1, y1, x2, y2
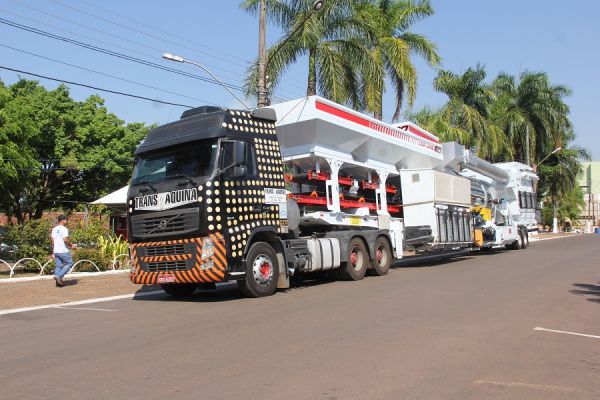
(577, 161, 600, 231)
(91, 186, 128, 239)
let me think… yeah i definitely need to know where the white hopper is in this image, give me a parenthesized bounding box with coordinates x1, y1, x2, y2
(269, 96, 444, 171)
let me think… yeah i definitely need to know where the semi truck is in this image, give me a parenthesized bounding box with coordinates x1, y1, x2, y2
(126, 96, 535, 298)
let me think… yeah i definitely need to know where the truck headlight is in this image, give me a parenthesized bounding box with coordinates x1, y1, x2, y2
(201, 237, 215, 260)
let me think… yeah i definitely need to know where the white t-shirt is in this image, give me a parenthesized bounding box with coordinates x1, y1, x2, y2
(52, 225, 70, 254)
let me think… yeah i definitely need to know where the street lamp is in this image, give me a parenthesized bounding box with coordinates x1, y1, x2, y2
(257, 0, 324, 107)
(534, 147, 562, 171)
(162, 53, 249, 109)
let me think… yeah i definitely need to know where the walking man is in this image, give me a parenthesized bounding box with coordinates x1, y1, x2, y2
(50, 214, 76, 287)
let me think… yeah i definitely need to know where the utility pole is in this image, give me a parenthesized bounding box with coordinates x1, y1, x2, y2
(257, 0, 268, 108)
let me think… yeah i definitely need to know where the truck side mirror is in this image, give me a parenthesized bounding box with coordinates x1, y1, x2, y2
(233, 140, 248, 166)
(232, 165, 247, 178)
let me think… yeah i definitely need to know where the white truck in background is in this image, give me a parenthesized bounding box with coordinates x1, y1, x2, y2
(443, 142, 538, 250)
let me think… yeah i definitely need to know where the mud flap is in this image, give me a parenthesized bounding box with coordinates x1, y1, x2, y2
(276, 252, 289, 289)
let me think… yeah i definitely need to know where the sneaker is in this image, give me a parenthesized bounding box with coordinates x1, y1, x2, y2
(54, 276, 64, 287)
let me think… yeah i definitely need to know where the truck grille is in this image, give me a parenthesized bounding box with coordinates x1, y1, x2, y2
(130, 208, 200, 239)
(137, 241, 198, 272)
(146, 260, 188, 272)
(146, 244, 185, 256)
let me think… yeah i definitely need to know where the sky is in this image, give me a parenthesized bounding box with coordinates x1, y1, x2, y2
(0, 0, 598, 159)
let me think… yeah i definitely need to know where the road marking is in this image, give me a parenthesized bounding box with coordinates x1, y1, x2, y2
(534, 326, 600, 340)
(51, 306, 116, 312)
(473, 379, 585, 393)
(0, 290, 165, 316)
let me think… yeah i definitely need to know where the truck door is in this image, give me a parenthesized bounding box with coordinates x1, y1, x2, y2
(218, 140, 259, 258)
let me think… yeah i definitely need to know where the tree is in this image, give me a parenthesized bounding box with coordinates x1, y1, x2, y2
(537, 139, 590, 230)
(0, 79, 149, 223)
(491, 71, 571, 165)
(241, 0, 370, 107)
(355, 0, 440, 120)
(432, 64, 510, 159)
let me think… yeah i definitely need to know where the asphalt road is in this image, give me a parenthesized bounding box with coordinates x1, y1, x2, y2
(1, 235, 599, 400)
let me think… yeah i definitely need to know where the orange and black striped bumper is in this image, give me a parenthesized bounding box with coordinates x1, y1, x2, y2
(129, 232, 227, 285)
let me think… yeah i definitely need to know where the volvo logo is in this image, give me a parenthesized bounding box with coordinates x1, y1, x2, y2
(157, 219, 168, 230)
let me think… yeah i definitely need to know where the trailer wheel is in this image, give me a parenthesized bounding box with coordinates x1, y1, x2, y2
(161, 284, 197, 298)
(337, 238, 368, 281)
(237, 241, 279, 298)
(368, 237, 391, 276)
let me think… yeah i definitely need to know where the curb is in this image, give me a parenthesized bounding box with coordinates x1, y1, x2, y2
(535, 233, 585, 242)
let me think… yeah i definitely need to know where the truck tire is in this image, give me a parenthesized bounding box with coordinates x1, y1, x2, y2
(161, 283, 197, 297)
(508, 231, 524, 250)
(337, 237, 368, 281)
(237, 241, 279, 298)
(368, 236, 391, 276)
(521, 228, 529, 248)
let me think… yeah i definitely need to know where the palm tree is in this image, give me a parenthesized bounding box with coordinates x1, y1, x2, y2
(432, 64, 511, 160)
(408, 106, 471, 144)
(241, 0, 371, 107)
(538, 138, 590, 231)
(355, 0, 440, 120)
(491, 71, 571, 166)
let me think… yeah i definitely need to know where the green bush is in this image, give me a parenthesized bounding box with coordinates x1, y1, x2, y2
(3, 219, 52, 263)
(72, 216, 111, 248)
(72, 248, 112, 272)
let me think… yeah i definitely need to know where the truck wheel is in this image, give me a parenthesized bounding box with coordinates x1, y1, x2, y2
(237, 242, 279, 298)
(161, 284, 197, 297)
(521, 228, 529, 248)
(368, 236, 391, 276)
(337, 238, 368, 281)
(509, 232, 524, 250)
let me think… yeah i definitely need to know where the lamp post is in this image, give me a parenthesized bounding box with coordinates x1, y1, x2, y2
(533, 147, 562, 171)
(162, 53, 249, 109)
(256, 0, 324, 107)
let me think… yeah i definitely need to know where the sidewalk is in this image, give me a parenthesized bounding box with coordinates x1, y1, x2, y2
(534, 232, 584, 240)
(0, 273, 158, 310)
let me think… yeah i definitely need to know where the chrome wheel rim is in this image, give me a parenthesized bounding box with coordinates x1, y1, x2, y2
(252, 254, 274, 286)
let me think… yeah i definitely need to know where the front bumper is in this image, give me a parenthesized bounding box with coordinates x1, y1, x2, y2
(129, 232, 227, 285)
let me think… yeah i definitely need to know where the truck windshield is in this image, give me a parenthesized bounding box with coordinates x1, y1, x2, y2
(131, 140, 218, 185)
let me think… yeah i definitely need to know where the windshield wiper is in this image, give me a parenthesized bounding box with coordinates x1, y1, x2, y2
(172, 174, 198, 187)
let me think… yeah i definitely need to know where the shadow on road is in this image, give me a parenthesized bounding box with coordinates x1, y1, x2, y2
(392, 256, 474, 269)
(570, 283, 600, 304)
(131, 274, 352, 302)
(132, 283, 243, 303)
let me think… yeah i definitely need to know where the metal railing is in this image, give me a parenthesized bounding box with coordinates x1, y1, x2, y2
(0, 254, 130, 279)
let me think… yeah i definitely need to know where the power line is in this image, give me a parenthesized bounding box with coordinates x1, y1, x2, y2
(6, 0, 250, 81)
(0, 43, 216, 105)
(0, 7, 252, 89)
(74, 0, 309, 93)
(0, 65, 194, 108)
(78, 0, 251, 65)
(0, 17, 247, 92)
(41, 0, 307, 96)
(0, 6, 301, 102)
(48, 0, 251, 68)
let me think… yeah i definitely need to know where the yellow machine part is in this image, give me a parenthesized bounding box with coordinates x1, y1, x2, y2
(472, 206, 492, 221)
(474, 229, 484, 247)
